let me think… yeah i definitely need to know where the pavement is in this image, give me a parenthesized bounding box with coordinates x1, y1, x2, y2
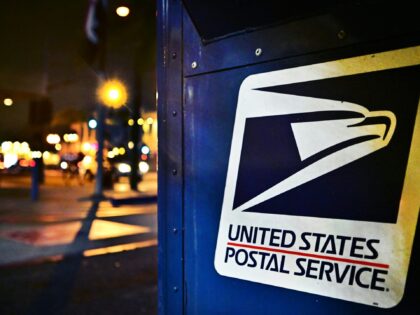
(0, 171, 158, 314)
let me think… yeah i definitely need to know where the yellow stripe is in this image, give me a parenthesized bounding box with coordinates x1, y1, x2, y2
(83, 239, 157, 257)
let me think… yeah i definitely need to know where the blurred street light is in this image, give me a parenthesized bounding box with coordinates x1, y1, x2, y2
(4, 154, 18, 168)
(31, 151, 42, 159)
(3, 98, 13, 106)
(97, 79, 128, 109)
(116, 6, 130, 17)
(117, 162, 131, 173)
(1, 141, 12, 152)
(63, 133, 79, 143)
(141, 145, 150, 155)
(82, 142, 91, 152)
(88, 119, 98, 129)
(139, 161, 149, 174)
(46, 133, 61, 144)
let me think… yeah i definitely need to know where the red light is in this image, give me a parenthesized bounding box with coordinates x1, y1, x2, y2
(141, 154, 148, 161)
(19, 160, 30, 167)
(29, 160, 36, 167)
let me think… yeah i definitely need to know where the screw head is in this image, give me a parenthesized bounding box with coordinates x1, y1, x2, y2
(173, 228, 178, 234)
(172, 110, 177, 117)
(171, 52, 177, 59)
(191, 61, 198, 69)
(173, 286, 178, 292)
(172, 169, 177, 176)
(255, 48, 262, 56)
(337, 30, 347, 40)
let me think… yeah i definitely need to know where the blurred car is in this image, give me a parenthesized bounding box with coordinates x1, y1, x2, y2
(110, 144, 151, 182)
(113, 160, 150, 181)
(1, 156, 34, 174)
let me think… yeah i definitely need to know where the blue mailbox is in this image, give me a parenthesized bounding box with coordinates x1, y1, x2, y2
(157, 1, 420, 314)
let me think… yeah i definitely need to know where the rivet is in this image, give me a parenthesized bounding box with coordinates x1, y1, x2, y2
(172, 169, 177, 175)
(172, 110, 177, 117)
(191, 61, 198, 69)
(173, 228, 178, 234)
(337, 30, 346, 40)
(173, 286, 178, 292)
(171, 52, 177, 59)
(255, 48, 262, 56)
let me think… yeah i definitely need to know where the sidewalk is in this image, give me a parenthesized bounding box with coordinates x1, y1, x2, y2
(0, 172, 157, 266)
(105, 172, 158, 206)
(0, 172, 158, 314)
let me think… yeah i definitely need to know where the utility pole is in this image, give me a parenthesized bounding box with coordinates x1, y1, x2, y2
(129, 74, 142, 190)
(84, 0, 108, 199)
(94, 86, 106, 198)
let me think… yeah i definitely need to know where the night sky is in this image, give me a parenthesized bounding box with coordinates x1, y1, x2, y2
(0, 0, 156, 139)
(1, 1, 95, 109)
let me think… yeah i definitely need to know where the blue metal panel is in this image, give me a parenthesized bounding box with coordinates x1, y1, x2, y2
(183, 53, 420, 314)
(183, 3, 420, 77)
(159, 1, 420, 314)
(157, 0, 184, 314)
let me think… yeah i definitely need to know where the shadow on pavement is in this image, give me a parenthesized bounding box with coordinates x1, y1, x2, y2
(0, 175, 158, 314)
(28, 201, 100, 315)
(6, 200, 160, 315)
(0, 187, 30, 199)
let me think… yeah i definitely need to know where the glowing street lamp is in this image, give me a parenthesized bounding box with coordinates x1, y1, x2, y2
(116, 6, 130, 17)
(97, 79, 128, 109)
(3, 98, 13, 106)
(94, 79, 128, 198)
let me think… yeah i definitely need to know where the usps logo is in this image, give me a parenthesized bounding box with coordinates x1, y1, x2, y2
(215, 46, 420, 308)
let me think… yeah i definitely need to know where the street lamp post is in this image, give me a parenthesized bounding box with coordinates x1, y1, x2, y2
(94, 101, 106, 198)
(94, 79, 128, 197)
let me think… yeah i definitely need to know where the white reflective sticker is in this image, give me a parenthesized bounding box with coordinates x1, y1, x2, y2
(215, 46, 420, 308)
